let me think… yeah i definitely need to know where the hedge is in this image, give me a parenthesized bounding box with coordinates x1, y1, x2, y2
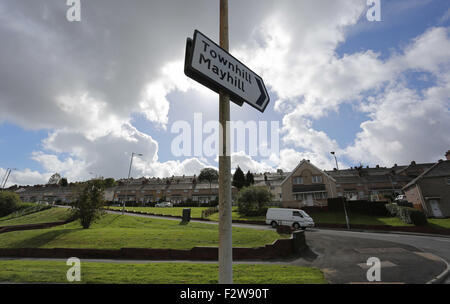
(327, 198, 388, 216)
(385, 203, 428, 226)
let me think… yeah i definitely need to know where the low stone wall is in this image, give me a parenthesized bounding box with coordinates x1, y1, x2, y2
(0, 231, 307, 261)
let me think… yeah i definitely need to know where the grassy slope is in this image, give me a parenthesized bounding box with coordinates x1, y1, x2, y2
(208, 208, 450, 230)
(0, 260, 326, 284)
(307, 212, 413, 226)
(208, 207, 265, 222)
(428, 218, 450, 229)
(0, 207, 72, 226)
(0, 213, 286, 250)
(107, 206, 210, 218)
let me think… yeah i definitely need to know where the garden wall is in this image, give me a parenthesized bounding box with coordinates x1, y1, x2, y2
(0, 231, 307, 260)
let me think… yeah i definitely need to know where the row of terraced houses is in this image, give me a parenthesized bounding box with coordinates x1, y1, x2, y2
(14, 151, 450, 218)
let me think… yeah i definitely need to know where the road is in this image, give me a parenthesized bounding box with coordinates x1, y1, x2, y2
(52, 208, 448, 283)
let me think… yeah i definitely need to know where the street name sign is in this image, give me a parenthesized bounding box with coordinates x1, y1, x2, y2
(185, 30, 270, 113)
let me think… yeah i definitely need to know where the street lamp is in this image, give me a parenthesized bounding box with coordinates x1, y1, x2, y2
(330, 152, 349, 229)
(1, 168, 16, 190)
(122, 152, 143, 215)
(330, 152, 339, 170)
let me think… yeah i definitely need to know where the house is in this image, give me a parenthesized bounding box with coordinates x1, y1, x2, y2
(254, 171, 290, 205)
(281, 160, 337, 208)
(403, 151, 450, 218)
(325, 162, 433, 201)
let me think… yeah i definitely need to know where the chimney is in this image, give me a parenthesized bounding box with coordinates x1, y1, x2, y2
(446, 150, 450, 161)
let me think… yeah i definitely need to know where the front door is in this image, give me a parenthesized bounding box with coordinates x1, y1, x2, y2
(306, 194, 314, 206)
(429, 200, 443, 217)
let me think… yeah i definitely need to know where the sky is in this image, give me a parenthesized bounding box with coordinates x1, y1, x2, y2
(0, 0, 449, 186)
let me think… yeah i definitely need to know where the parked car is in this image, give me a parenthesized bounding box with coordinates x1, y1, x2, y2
(155, 202, 173, 207)
(266, 208, 314, 230)
(394, 195, 407, 202)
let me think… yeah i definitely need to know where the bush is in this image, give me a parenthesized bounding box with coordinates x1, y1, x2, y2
(385, 203, 399, 217)
(0, 204, 52, 222)
(237, 186, 272, 217)
(70, 180, 105, 229)
(328, 198, 388, 216)
(396, 201, 413, 208)
(202, 206, 219, 218)
(0, 191, 22, 217)
(408, 208, 428, 226)
(385, 203, 427, 226)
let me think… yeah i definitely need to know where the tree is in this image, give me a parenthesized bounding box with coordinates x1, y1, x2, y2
(198, 168, 219, 190)
(59, 178, 68, 187)
(237, 186, 272, 217)
(48, 173, 62, 185)
(71, 179, 105, 229)
(0, 191, 21, 217)
(232, 167, 246, 190)
(245, 171, 255, 187)
(102, 178, 116, 188)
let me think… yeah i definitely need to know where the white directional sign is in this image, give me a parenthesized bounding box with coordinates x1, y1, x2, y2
(185, 30, 270, 113)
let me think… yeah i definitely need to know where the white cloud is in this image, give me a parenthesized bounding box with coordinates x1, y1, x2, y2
(1, 0, 449, 185)
(0, 167, 51, 188)
(230, 151, 274, 173)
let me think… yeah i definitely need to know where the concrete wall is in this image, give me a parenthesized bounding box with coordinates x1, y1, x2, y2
(404, 185, 425, 212)
(419, 177, 450, 217)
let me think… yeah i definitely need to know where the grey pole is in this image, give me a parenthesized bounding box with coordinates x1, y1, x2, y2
(218, 0, 233, 284)
(331, 151, 339, 170)
(122, 153, 142, 215)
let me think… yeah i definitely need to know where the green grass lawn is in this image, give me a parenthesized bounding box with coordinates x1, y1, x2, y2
(0, 260, 326, 284)
(0, 213, 286, 250)
(0, 207, 73, 226)
(306, 212, 414, 227)
(427, 218, 450, 229)
(107, 206, 210, 218)
(207, 207, 265, 222)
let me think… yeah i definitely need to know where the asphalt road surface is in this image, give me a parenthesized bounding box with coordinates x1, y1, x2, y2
(104, 209, 450, 283)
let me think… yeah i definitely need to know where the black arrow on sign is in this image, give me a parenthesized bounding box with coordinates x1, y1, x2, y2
(255, 77, 267, 107)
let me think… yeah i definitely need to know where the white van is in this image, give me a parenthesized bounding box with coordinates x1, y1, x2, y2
(266, 208, 315, 230)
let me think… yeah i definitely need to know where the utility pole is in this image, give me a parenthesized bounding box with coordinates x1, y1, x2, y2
(1, 168, 12, 190)
(330, 151, 339, 170)
(218, 0, 233, 284)
(122, 153, 142, 214)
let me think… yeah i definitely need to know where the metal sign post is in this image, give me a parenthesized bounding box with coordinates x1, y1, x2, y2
(184, 0, 270, 284)
(218, 0, 233, 285)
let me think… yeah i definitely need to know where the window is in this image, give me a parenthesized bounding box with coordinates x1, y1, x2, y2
(294, 194, 304, 201)
(314, 192, 327, 199)
(312, 175, 323, 183)
(293, 177, 303, 184)
(293, 211, 303, 217)
(447, 177, 450, 185)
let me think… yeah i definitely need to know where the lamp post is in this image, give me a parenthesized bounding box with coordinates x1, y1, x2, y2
(330, 152, 349, 229)
(1, 168, 16, 190)
(122, 152, 143, 215)
(330, 152, 339, 170)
